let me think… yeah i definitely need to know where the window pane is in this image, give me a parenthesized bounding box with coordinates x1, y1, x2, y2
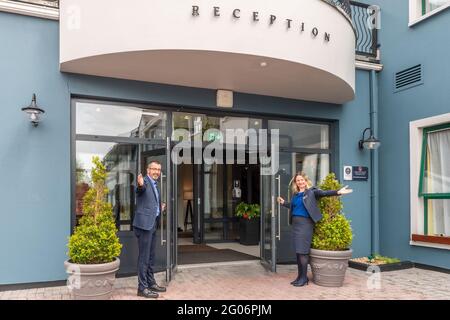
(295, 153, 330, 187)
(226, 221, 240, 241)
(268, 120, 329, 149)
(76, 102, 167, 139)
(204, 163, 224, 219)
(423, 0, 450, 15)
(204, 222, 223, 241)
(220, 117, 262, 144)
(172, 113, 215, 142)
(76, 141, 167, 231)
(172, 112, 261, 143)
(76, 140, 138, 230)
(427, 199, 450, 237)
(423, 128, 450, 194)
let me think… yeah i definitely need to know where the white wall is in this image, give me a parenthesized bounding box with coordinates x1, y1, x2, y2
(60, 0, 356, 103)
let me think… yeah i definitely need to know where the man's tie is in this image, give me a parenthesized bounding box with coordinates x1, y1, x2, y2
(154, 181, 160, 216)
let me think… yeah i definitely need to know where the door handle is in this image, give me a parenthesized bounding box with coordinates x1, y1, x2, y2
(275, 175, 281, 240)
(161, 172, 167, 246)
(197, 197, 201, 233)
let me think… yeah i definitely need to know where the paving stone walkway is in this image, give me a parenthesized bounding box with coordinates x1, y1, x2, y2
(1, 261, 449, 300)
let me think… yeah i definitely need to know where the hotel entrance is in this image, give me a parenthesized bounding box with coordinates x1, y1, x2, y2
(175, 156, 261, 265)
(172, 112, 263, 265)
(72, 99, 334, 283)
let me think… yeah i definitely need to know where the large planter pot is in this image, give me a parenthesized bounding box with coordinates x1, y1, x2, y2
(239, 218, 260, 245)
(309, 248, 352, 287)
(64, 258, 120, 300)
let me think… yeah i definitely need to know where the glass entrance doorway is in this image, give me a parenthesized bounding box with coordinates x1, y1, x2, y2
(173, 113, 263, 264)
(260, 120, 333, 271)
(175, 155, 262, 265)
(201, 161, 260, 242)
(72, 98, 334, 276)
(73, 100, 175, 282)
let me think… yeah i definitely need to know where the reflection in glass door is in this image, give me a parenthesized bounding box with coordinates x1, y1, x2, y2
(275, 151, 331, 264)
(75, 140, 170, 276)
(140, 145, 170, 277)
(74, 99, 174, 282)
(203, 163, 225, 241)
(195, 158, 261, 243)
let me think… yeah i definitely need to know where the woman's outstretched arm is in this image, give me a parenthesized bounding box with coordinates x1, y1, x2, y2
(314, 186, 353, 198)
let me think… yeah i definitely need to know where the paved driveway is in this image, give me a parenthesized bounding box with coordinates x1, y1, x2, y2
(1, 261, 449, 300)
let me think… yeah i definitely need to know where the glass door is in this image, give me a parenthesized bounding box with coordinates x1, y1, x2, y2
(275, 152, 297, 264)
(260, 151, 332, 269)
(202, 162, 225, 242)
(74, 139, 172, 281)
(139, 139, 172, 282)
(169, 155, 178, 280)
(274, 151, 332, 263)
(260, 158, 277, 272)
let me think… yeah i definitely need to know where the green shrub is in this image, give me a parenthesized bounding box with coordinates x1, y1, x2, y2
(68, 157, 122, 264)
(235, 202, 260, 220)
(311, 173, 353, 251)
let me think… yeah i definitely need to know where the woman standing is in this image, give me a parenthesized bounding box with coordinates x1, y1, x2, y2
(277, 172, 352, 287)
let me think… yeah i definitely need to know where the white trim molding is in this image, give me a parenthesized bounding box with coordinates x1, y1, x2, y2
(410, 113, 450, 250)
(410, 241, 450, 250)
(0, 0, 59, 20)
(355, 60, 383, 71)
(409, 0, 450, 27)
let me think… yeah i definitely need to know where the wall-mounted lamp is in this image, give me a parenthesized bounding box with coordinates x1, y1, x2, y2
(358, 127, 380, 150)
(21, 94, 45, 127)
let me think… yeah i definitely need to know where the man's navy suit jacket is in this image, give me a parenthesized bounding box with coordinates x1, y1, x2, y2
(133, 175, 161, 231)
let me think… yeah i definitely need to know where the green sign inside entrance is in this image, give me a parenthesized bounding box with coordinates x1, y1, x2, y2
(207, 131, 222, 142)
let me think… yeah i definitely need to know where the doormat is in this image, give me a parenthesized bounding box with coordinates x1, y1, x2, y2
(178, 244, 219, 253)
(178, 231, 194, 239)
(178, 245, 258, 265)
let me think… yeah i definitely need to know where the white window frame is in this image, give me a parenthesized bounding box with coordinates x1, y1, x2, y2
(0, 0, 58, 20)
(409, 0, 450, 27)
(410, 113, 450, 250)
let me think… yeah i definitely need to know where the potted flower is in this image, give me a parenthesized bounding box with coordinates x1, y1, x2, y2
(235, 202, 260, 245)
(64, 156, 122, 300)
(309, 173, 353, 287)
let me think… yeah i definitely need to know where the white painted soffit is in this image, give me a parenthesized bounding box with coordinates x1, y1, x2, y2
(60, 0, 356, 104)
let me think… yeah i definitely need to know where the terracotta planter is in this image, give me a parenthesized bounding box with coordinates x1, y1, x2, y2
(64, 258, 120, 300)
(309, 248, 352, 287)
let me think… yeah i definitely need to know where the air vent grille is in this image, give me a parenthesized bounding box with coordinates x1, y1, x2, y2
(394, 64, 423, 92)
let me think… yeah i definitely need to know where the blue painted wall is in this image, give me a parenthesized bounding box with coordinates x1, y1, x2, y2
(0, 12, 71, 286)
(0, 11, 372, 285)
(360, 0, 450, 268)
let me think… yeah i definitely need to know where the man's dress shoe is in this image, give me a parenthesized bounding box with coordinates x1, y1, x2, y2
(137, 288, 159, 298)
(149, 284, 167, 292)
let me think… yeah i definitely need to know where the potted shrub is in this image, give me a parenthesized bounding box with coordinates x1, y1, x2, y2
(64, 156, 122, 300)
(309, 173, 353, 287)
(235, 202, 260, 245)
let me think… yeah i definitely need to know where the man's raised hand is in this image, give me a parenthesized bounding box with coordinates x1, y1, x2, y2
(137, 174, 144, 187)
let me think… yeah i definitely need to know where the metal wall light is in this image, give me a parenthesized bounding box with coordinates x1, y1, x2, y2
(358, 127, 380, 150)
(21, 94, 45, 127)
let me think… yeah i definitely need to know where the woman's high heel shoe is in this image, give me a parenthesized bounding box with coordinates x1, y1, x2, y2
(293, 278, 309, 287)
(290, 278, 301, 285)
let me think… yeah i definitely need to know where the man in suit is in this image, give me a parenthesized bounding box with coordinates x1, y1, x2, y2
(133, 160, 166, 298)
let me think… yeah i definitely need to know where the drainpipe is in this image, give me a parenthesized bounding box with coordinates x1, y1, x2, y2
(370, 70, 380, 255)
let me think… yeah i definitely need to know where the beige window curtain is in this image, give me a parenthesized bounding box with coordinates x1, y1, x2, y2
(426, 129, 450, 236)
